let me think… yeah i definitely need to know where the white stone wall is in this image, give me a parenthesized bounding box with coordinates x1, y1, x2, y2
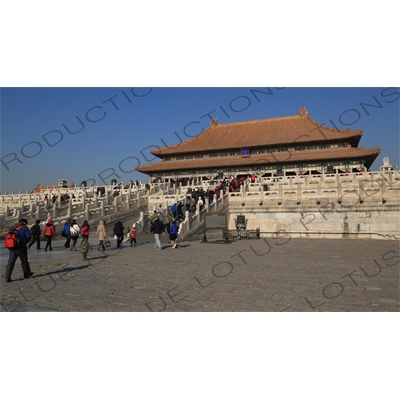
(229, 200, 400, 239)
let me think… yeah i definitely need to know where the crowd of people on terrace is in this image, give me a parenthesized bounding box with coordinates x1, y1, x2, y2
(151, 174, 258, 224)
(28, 175, 262, 213)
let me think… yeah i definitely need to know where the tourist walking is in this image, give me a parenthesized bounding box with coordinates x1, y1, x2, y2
(169, 219, 179, 249)
(81, 220, 90, 240)
(163, 212, 173, 234)
(150, 211, 159, 223)
(96, 220, 107, 250)
(63, 218, 72, 248)
(177, 201, 184, 220)
(5, 218, 33, 282)
(129, 225, 137, 246)
(28, 219, 41, 249)
(43, 217, 56, 251)
(70, 219, 80, 251)
(197, 197, 204, 211)
(150, 215, 165, 250)
(81, 238, 93, 261)
(113, 218, 124, 248)
(171, 203, 177, 219)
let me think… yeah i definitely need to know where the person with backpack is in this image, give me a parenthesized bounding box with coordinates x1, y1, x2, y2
(69, 219, 80, 251)
(81, 220, 90, 242)
(28, 219, 41, 250)
(5, 218, 33, 282)
(63, 218, 72, 248)
(169, 219, 179, 249)
(42, 217, 56, 251)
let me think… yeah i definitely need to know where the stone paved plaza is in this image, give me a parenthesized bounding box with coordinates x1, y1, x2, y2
(1, 233, 399, 312)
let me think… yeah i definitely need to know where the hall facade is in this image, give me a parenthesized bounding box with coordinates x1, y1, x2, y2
(136, 108, 380, 182)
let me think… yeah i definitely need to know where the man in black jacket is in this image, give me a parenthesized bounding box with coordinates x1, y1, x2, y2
(28, 219, 41, 249)
(113, 219, 124, 248)
(150, 215, 165, 250)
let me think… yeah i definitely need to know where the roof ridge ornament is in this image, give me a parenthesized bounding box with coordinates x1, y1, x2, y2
(210, 118, 218, 126)
(299, 107, 308, 116)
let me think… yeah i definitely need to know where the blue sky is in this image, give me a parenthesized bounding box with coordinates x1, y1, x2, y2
(1, 87, 398, 193)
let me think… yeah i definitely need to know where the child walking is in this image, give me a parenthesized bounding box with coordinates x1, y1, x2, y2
(81, 238, 93, 260)
(129, 225, 137, 246)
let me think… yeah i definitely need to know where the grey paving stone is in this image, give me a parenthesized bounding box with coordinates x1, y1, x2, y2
(1, 236, 399, 312)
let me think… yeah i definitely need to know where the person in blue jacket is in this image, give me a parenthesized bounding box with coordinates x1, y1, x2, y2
(5, 218, 33, 282)
(169, 219, 179, 249)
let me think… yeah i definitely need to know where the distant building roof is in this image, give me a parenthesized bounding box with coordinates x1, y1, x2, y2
(151, 110, 363, 157)
(30, 182, 75, 193)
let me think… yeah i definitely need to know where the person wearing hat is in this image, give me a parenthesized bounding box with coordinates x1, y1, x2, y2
(129, 224, 137, 246)
(150, 214, 165, 250)
(5, 218, 33, 282)
(42, 217, 56, 251)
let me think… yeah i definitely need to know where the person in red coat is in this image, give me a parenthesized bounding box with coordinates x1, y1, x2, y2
(43, 218, 56, 251)
(81, 220, 90, 240)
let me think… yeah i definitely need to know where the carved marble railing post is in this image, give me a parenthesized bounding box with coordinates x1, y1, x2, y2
(126, 189, 131, 210)
(67, 199, 72, 217)
(297, 183, 302, 202)
(185, 210, 190, 231)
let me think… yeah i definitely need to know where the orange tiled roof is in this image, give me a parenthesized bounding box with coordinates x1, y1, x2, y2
(30, 182, 76, 193)
(151, 113, 363, 157)
(137, 147, 380, 173)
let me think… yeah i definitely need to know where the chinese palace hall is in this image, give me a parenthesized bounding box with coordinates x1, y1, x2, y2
(136, 108, 380, 181)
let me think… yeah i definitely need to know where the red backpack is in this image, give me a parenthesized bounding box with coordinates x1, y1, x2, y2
(5, 225, 23, 249)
